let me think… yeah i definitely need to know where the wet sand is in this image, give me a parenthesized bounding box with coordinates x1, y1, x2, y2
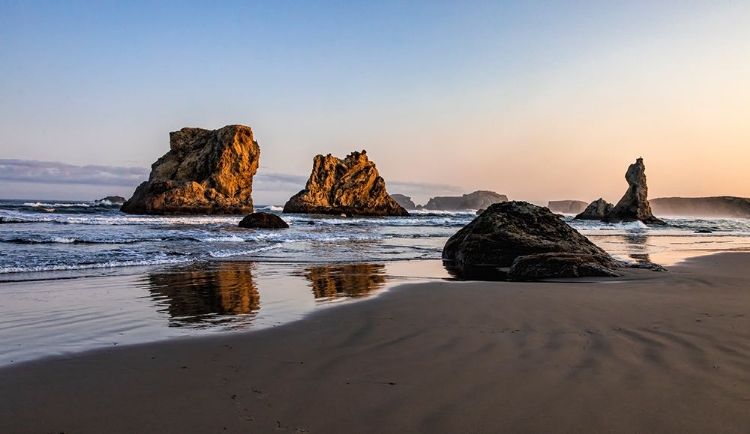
(2, 253, 750, 433)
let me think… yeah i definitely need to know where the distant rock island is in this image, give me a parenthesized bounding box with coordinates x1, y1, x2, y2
(650, 196, 750, 218)
(548, 200, 588, 214)
(282, 150, 408, 216)
(391, 194, 416, 210)
(121, 125, 260, 215)
(421, 190, 508, 211)
(97, 196, 126, 205)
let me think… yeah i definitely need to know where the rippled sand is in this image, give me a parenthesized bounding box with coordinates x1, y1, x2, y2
(1, 254, 749, 433)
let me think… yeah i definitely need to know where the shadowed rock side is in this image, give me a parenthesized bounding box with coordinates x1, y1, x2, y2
(304, 263, 387, 299)
(391, 194, 416, 210)
(575, 198, 614, 220)
(443, 201, 619, 281)
(283, 151, 409, 216)
(548, 200, 588, 214)
(121, 125, 260, 215)
(147, 264, 259, 326)
(238, 212, 289, 229)
(651, 196, 750, 218)
(424, 190, 508, 211)
(605, 158, 664, 224)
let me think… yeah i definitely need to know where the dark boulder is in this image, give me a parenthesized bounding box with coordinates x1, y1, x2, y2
(508, 253, 620, 281)
(548, 200, 588, 214)
(238, 212, 289, 229)
(442, 201, 618, 280)
(575, 198, 614, 220)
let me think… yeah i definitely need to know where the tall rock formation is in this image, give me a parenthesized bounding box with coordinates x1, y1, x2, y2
(121, 125, 260, 215)
(282, 151, 408, 216)
(575, 198, 614, 220)
(604, 158, 664, 224)
(424, 190, 508, 211)
(442, 201, 619, 280)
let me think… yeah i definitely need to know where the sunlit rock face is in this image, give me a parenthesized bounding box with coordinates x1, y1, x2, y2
(604, 158, 664, 224)
(282, 150, 409, 217)
(122, 125, 260, 215)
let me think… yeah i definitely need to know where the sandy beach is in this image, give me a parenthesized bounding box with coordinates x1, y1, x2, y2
(1, 253, 750, 433)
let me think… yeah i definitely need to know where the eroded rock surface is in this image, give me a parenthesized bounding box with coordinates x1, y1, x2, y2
(575, 198, 614, 220)
(122, 125, 260, 215)
(238, 212, 289, 229)
(283, 151, 408, 216)
(605, 158, 664, 224)
(443, 201, 618, 280)
(424, 190, 508, 211)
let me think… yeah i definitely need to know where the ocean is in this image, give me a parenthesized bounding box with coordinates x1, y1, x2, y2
(1, 199, 749, 365)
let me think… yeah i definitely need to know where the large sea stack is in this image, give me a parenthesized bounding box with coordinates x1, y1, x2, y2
(121, 125, 260, 215)
(443, 201, 619, 281)
(283, 150, 408, 216)
(604, 158, 664, 224)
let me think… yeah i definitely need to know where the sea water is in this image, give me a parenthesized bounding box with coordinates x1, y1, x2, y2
(1, 199, 749, 364)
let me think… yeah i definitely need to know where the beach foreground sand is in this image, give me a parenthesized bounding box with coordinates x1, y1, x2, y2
(2, 254, 750, 433)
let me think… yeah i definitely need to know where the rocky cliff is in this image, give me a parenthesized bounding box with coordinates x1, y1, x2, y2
(548, 200, 588, 214)
(121, 125, 260, 215)
(282, 151, 408, 216)
(650, 196, 750, 218)
(604, 158, 664, 224)
(424, 190, 508, 211)
(391, 194, 417, 210)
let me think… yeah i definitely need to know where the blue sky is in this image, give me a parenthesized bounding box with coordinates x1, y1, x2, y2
(1, 1, 749, 203)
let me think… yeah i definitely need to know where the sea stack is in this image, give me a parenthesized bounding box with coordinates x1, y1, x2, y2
(282, 150, 409, 216)
(575, 198, 614, 220)
(121, 125, 260, 215)
(604, 158, 664, 224)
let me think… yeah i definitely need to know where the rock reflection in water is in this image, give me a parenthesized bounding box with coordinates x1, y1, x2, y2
(304, 263, 387, 300)
(148, 262, 259, 327)
(621, 233, 652, 264)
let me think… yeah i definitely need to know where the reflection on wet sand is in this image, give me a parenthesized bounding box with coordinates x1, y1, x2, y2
(304, 263, 387, 300)
(148, 263, 259, 326)
(621, 233, 653, 264)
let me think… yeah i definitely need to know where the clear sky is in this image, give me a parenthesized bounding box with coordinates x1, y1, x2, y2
(1, 1, 748, 205)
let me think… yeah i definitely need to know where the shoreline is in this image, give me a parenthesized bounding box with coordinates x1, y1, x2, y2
(2, 252, 749, 433)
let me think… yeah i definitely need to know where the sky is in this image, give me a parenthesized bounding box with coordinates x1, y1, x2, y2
(1, 1, 749, 205)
